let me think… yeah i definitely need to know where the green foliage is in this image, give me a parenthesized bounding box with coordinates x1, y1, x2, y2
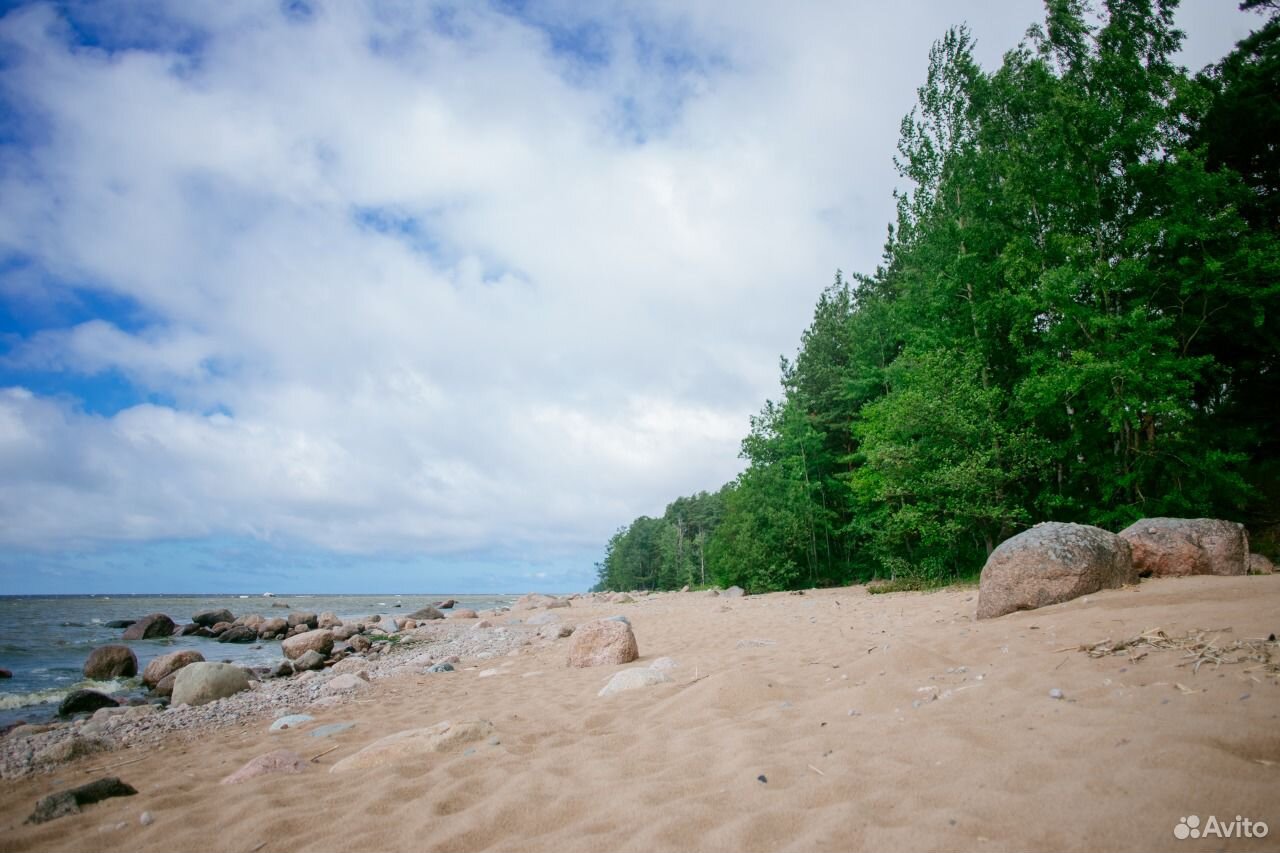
(597, 0, 1278, 593)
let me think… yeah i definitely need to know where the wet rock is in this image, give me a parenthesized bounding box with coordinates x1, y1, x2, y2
(103, 619, 135, 629)
(217, 625, 258, 643)
(59, 689, 119, 717)
(121, 613, 176, 640)
(82, 645, 137, 680)
(192, 608, 234, 627)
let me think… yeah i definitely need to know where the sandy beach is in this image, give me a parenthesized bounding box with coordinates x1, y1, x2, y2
(1, 575, 1276, 853)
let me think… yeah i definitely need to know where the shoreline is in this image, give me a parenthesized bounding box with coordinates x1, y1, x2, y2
(1, 576, 1276, 852)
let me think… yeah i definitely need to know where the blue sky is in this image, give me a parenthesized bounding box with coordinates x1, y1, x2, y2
(0, 0, 1253, 593)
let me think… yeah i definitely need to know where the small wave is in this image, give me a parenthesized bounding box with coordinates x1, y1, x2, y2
(0, 676, 135, 710)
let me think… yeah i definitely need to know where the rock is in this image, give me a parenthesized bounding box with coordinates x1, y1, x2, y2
(610, 593, 634, 604)
(512, 593, 559, 610)
(318, 612, 342, 629)
(1049, 688, 1065, 700)
(408, 606, 444, 621)
(292, 650, 326, 672)
(680, 585, 690, 593)
(372, 618, 399, 635)
(723, 586, 746, 598)
(1249, 553, 1276, 575)
(526, 612, 560, 625)
(271, 601, 290, 608)
(153, 672, 178, 697)
(34, 735, 108, 765)
(270, 661, 294, 679)
(170, 662, 251, 706)
(598, 667, 672, 697)
(348, 634, 371, 653)
(140, 810, 153, 826)
(281, 628, 334, 661)
(309, 722, 355, 738)
(603, 615, 630, 625)
(209, 621, 234, 635)
(58, 689, 119, 717)
(258, 617, 288, 638)
(220, 749, 308, 784)
(82, 645, 137, 680)
(539, 624, 573, 640)
(142, 650, 204, 688)
(121, 613, 176, 640)
(217, 625, 258, 643)
(447, 608, 479, 619)
(25, 777, 137, 824)
(473, 620, 494, 630)
(566, 619, 639, 668)
(330, 720, 494, 773)
(192, 608, 234, 627)
(238, 613, 265, 632)
(704, 589, 720, 597)
(324, 673, 369, 693)
(103, 619, 135, 629)
(287, 612, 318, 630)
(1118, 518, 1248, 577)
(177, 623, 201, 636)
(425, 662, 455, 673)
(649, 657, 679, 672)
(977, 522, 1135, 619)
(0, 668, 11, 678)
(434, 599, 457, 609)
(331, 623, 360, 640)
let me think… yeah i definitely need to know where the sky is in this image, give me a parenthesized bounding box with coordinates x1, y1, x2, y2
(0, 0, 1256, 594)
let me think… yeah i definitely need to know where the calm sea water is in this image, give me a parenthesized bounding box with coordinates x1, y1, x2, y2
(0, 592, 517, 727)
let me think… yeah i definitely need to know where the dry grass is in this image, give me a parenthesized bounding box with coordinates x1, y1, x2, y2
(1079, 627, 1280, 680)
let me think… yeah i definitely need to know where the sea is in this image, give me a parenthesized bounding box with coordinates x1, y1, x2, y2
(0, 592, 518, 729)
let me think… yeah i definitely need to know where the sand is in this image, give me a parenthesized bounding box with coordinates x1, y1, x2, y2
(1, 575, 1276, 852)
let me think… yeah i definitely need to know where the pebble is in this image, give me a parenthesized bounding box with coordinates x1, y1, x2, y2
(1049, 688, 1064, 700)
(139, 811, 153, 826)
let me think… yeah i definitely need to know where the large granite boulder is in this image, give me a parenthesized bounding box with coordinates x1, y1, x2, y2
(217, 625, 258, 643)
(407, 606, 444, 621)
(142, 650, 204, 688)
(1249, 553, 1276, 575)
(192, 609, 234, 627)
(566, 619, 639, 668)
(82, 645, 137, 680)
(281, 628, 334, 661)
(286, 612, 318, 630)
(977, 522, 1135, 619)
(258, 617, 289, 638)
(1118, 518, 1249, 577)
(121, 613, 176, 640)
(171, 662, 250, 706)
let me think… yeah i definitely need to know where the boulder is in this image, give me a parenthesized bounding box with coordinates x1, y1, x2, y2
(258, 617, 288, 638)
(680, 585, 690, 593)
(58, 689, 119, 717)
(566, 619, 639, 668)
(318, 612, 342, 629)
(977, 522, 1135, 619)
(1118, 518, 1249, 577)
(447, 609, 479, 619)
(473, 620, 494, 630)
(142, 650, 205, 688)
(217, 625, 258, 643)
(408, 606, 444, 621)
(176, 623, 201, 636)
(723, 586, 746, 598)
(610, 593, 634, 604)
(331, 623, 360, 640)
(434, 599, 457, 610)
(153, 672, 178, 697)
(281, 628, 334, 661)
(121, 613, 176, 640)
(287, 612, 318, 630)
(82, 645, 137, 680)
(538, 624, 573, 640)
(220, 749, 308, 785)
(513, 593, 559, 610)
(598, 667, 672, 697)
(324, 673, 369, 694)
(103, 619, 135, 629)
(704, 589, 720, 597)
(329, 720, 493, 773)
(292, 650, 326, 672)
(192, 608, 234, 627)
(171, 662, 251, 706)
(0, 668, 10, 678)
(209, 621, 233, 635)
(348, 634, 371, 653)
(1249, 553, 1276, 575)
(238, 613, 265, 632)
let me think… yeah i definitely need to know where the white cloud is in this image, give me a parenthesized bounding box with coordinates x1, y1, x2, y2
(0, 1, 1249, 569)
